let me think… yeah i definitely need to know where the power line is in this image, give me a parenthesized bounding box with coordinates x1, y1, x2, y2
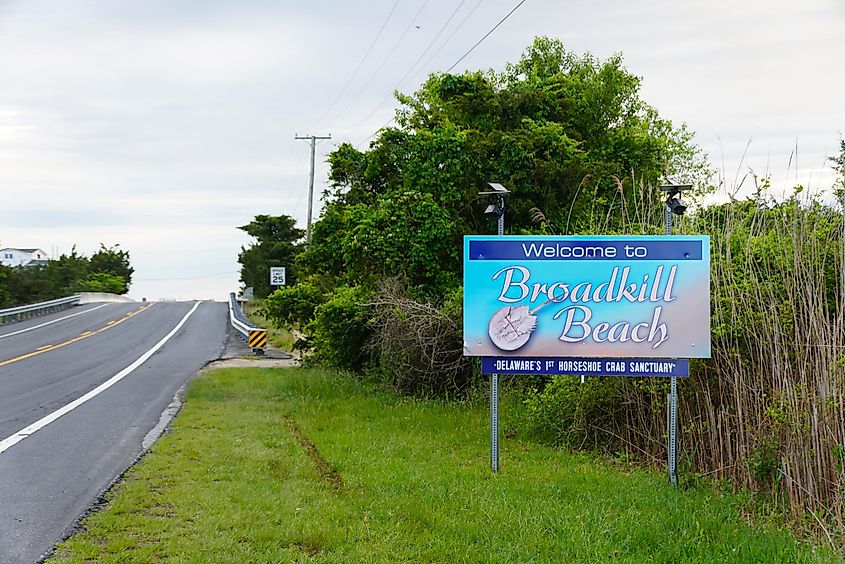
(353, 0, 483, 149)
(346, 1, 466, 132)
(413, 0, 483, 82)
(313, 0, 402, 128)
(353, 0, 527, 148)
(350, 0, 528, 150)
(445, 0, 527, 73)
(337, 0, 431, 120)
(393, 0, 465, 96)
(356, 116, 394, 149)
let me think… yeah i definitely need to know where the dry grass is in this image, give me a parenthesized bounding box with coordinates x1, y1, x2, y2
(508, 172, 845, 551)
(598, 180, 845, 550)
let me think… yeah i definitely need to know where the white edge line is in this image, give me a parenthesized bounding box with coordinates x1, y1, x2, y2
(0, 301, 203, 455)
(0, 303, 112, 340)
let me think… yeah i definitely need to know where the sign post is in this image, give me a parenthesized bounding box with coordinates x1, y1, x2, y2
(491, 208, 504, 474)
(661, 181, 691, 487)
(665, 205, 678, 486)
(269, 267, 286, 287)
(478, 183, 509, 474)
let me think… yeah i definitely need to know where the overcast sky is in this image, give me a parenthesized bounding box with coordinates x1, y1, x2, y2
(0, 0, 843, 300)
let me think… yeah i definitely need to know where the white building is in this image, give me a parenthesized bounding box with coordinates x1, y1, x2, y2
(0, 248, 50, 267)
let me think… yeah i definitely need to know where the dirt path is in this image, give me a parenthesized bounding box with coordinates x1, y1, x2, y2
(205, 357, 298, 369)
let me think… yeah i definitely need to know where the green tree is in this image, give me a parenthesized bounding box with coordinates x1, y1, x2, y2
(3, 265, 55, 305)
(41, 248, 90, 296)
(0, 265, 14, 307)
(89, 244, 134, 293)
(0, 244, 134, 307)
(238, 214, 305, 298)
(304, 37, 708, 295)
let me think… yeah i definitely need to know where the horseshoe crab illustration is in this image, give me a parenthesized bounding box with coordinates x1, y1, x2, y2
(487, 298, 559, 351)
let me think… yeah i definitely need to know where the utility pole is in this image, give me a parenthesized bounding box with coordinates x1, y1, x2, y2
(295, 134, 331, 244)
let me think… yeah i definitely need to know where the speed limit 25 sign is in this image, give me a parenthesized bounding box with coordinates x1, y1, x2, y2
(269, 267, 286, 286)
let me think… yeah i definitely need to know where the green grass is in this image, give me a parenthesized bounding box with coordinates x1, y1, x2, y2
(242, 299, 295, 351)
(52, 368, 840, 563)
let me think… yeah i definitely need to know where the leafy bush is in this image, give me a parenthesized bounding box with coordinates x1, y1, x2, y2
(263, 276, 328, 328)
(310, 285, 373, 371)
(89, 244, 134, 290)
(522, 375, 625, 450)
(74, 272, 127, 294)
(747, 436, 782, 490)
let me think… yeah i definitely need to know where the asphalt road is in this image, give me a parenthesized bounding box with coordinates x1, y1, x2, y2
(0, 300, 227, 563)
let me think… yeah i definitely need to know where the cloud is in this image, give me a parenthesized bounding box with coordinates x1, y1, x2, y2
(0, 0, 842, 300)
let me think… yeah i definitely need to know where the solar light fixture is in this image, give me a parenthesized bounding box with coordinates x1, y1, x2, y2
(667, 194, 688, 216)
(659, 181, 692, 216)
(483, 201, 504, 220)
(478, 182, 510, 196)
(479, 182, 509, 221)
(658, 179, 693, 488)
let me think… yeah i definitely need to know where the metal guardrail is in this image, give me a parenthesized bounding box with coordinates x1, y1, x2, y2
(0, 295, 81, 324)
(228, 292, 267, 354)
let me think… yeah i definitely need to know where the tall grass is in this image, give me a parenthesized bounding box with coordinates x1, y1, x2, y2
(693, 195, 842, 542)
(599, 180, 845, 547)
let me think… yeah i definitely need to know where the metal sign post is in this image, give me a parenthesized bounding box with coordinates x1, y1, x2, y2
(665, 198, 678, 487)
(490, 372, 499, 473)
(478, 182, 509, 474)
(659, 180, 691, 487)
(491, 203, 505, 473)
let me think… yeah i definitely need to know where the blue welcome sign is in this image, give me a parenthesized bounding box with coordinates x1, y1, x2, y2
(463, 235, 711, 358)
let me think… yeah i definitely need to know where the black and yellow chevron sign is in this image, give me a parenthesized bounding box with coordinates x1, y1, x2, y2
(248, 329, 267, 349)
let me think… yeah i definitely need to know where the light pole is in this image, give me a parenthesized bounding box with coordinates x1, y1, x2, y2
(479, 182, 509, 473)
(659, 180, 691, 487)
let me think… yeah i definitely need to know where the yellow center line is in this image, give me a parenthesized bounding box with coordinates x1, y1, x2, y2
(0, 304, 156, 368)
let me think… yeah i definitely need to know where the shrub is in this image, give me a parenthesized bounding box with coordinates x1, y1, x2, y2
(747, 436, 782, 490)
(367, 279, 475, 395)
(310, 285, 373, 371)
(522, 375, 625, 450)
(262, 276, 328, 328)
(74, 272, 127, 294)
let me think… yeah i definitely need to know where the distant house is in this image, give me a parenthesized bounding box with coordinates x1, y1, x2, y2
(0, 248, 50, 268)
